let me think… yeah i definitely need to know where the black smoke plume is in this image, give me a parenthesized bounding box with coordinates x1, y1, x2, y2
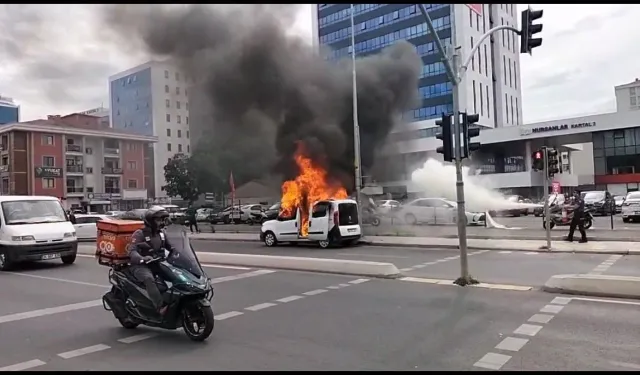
(102, 4, 421, 191)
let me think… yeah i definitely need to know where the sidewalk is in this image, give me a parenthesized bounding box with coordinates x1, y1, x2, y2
(190, 232, 640, 255)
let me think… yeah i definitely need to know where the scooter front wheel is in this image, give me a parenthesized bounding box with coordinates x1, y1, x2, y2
(182, 302, 214, 342)
(584, 219, 593, 230)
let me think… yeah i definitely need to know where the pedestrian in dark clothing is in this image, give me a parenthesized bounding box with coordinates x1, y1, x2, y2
(186, 206, 199, 234)
(566, 190, 588, 243)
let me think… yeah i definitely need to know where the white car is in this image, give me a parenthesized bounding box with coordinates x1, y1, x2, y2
(399, 197, 485, 226)
(74, 214, 109, 240)
(621, 191, 640, 223)
(240, 204, 264, 222)
(196, 208, 213, 222)
(375, 199, 401, 215)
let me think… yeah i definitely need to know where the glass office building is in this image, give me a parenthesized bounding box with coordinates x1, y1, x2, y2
(0, 96, 19, 125)
(316, 4, 453, 122)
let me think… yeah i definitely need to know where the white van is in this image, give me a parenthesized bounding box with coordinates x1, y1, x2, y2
(260, 198, 362, 248)
(0, 196, 78, 271)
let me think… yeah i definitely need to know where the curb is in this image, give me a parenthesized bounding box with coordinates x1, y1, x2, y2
(543, 274, 640, 299)
(78, 245, 401, 279)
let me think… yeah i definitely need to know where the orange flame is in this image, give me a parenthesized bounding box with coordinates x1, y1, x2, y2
(280, 143, 348, 237)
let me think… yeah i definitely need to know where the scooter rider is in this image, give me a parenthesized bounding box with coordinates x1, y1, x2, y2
(127, 206, 175, 316)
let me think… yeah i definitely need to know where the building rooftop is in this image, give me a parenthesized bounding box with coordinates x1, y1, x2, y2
(615, 78, 640, 90)
(0, 119, 158, 142)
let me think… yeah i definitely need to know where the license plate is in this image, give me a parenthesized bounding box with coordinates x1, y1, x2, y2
(347, 228, 356, 233)
(41, 253, 59, 260)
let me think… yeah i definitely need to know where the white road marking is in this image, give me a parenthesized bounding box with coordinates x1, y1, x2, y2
(337, 253, 409, 259)
(326, 286, 341, 290)
(0, 299, 103, 325)
(399, 277, 533, 291)
(276, 295, 304, 303)
(571, 297, 640, 306)
(338, 283, 351, 287)
(245, 302, 277, 311)
(444, 256, 458, 260)
(495, 337, 529, 352)
(588, 255, 623, 275)
(0, 359, 47, 371)
(348, 279, 370, 284)
(214, 311, 243, 320)
(525, 252, 538, 255)
(118, 333, 158, 344)
(609, 360, 640, 370)
(412, 264, 426, 269)
(5, 272, 109, 288)
(513, 323, 543, 337)
(303, 289, 328, 296)
(499, 251, 512, 254)
(422, 262, 437, 265)
(400, 267, 414, 272)
(551, 296, 571, 305)
(210, 269, 275, 284)
(540, 304, 564, 314)
(473, 352, 512, 370)
(528, 314, 554, 324)
(58, 344, 111, 359)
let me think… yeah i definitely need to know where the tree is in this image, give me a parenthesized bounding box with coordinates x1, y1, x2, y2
(162, 153, 200, 204)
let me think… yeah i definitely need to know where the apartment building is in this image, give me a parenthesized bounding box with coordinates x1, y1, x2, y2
(0, 118, 157, 212)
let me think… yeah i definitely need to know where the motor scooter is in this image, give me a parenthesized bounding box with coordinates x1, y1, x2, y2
(542, 204, 593, 230)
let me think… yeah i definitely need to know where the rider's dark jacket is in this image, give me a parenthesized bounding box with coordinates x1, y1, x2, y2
(128, 228, 174, 264)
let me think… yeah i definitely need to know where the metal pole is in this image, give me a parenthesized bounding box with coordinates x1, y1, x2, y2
(543, 147, 551, 250)
(350, 4, 363, 222)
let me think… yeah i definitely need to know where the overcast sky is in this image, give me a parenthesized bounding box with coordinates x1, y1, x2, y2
(0, 4, 637, 124)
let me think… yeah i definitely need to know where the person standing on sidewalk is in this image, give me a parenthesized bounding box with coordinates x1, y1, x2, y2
(565, 190, 588, 243)
(186, 205, 200, 234)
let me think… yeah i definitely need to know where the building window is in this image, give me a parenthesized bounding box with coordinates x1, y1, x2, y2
(176, 101, 181, 110)
(186, 102, 189, 110)
(178, 144, 183, 152)
(177, 130, 182, 138)
(166, 114, 171, 122)
(472, 80, 477, 113)
(86, 167, 93, 174)
(486, 85, 490, 119)
(42, 178, 55, 189)
(514, 61, 518, 89)
(42, 135, 54, 145)
(127, 161, 137, 170)
(515, 97, 519, 125)
(43, 156, 55, 167)
(167, 143, 172, 152)
(186, 131, 190, 139)
(175, 72, 180, 81)
(508, 58, 513, 88)
(86, 147, 93, 154)
(166, 129, 171, 137)
(186, 116, 189, 125)
(503, 55, 507, 81)
(176, 87, 180, 95)
(479, 83, 484, 116)
(165, 70, 169, 79)
(166, 99, 170, 108)
(128, 179, 138, 189)
(470, 37, 475, 71)
(185, 88, 188, 97)
(187, 145, 190, 153)
(165, 85, 169, 93)
(510, 95, 514, 124)
(177, 115, 182, 124)
(105, 177, 120, 194)
(505, 94, 509, 124)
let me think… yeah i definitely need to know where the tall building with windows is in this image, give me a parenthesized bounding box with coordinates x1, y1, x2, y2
(312, 4, 525, 192)
(109, 61, 192, 199)
(0, 96, 19, 125)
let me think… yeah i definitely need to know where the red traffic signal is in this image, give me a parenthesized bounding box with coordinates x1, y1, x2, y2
(534, 151, 542, 159)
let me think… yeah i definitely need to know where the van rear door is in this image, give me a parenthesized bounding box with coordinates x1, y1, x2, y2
(337, 202, 361, 237)
(308, 201, 331, 241)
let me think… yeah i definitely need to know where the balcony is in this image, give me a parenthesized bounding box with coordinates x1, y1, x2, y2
(101, 167, 123, 174)
(104, 147, 120, 156)
(66, 165, 84, 174)
(0, 165, 8, 173)
(66, 187, 84, 196)
(105, 188, 121, 195)
(66, 144, 83, 153)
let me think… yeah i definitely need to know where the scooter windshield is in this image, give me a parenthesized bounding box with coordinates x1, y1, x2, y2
(164, 229, 207, 278)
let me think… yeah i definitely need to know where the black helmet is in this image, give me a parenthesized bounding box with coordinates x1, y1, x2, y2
(144, 206, 170, 231)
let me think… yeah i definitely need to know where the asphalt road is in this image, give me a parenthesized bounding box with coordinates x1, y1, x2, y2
(190, 240, 636, 287)
(201, 215, 640, 241)
(0, 256, 638, 370)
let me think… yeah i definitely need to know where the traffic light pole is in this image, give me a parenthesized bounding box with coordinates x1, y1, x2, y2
(418, 5, 527, 286)
(542, 148, 552, 250)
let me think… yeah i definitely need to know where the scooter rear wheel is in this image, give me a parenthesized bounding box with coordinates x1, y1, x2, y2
(118, 317, 139, 329)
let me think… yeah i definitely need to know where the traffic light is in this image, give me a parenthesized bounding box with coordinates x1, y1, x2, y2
(435, 113, 453, 162)
(520, 7, 543, 55)
(532, 149, 544, 171)
(547, 148, 559, 177)
(461, 112, 481, 159)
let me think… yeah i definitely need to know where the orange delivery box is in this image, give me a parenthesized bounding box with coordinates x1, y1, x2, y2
(95, 218, 144, 267)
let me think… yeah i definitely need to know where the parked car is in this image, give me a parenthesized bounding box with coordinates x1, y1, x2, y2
(74, 214, 109, 240)
(613, 195, 625, 214)
(263, 202, 281, 221)
(398, 197, 485, 226)
(375, 199, 401, 215)
(196, 208, 214, 222)
(621, 191, 640, 222)
(581, 190, 614, 216)
(209, 205, 243, 224)
(490, 195, 528, 217)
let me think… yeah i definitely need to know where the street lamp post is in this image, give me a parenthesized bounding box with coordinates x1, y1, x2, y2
(350, 4, 364, 221)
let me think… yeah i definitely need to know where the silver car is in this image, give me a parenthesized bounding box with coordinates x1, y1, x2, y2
(399, 197, 486, 226)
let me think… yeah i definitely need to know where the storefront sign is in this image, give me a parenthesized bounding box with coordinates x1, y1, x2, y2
(551, 181, 561, 193)
(521, 121, 597, 136)
(35, 167, 62, 178)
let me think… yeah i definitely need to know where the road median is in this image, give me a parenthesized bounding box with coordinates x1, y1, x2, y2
(189, 233, 637, 255)
(543, 274, 640, 299)
(77, 244, 400, 279)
